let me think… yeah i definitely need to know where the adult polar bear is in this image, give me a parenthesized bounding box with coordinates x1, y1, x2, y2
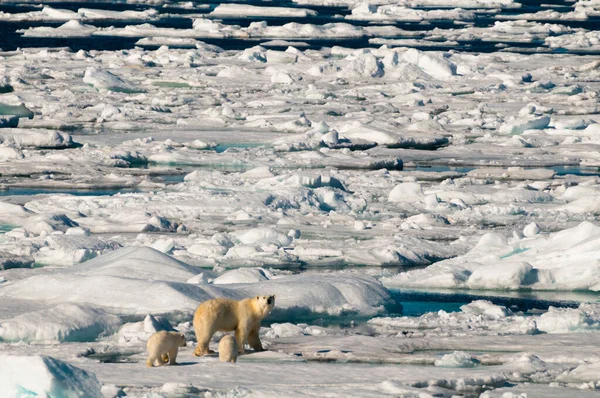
(193, 295, 275, 356)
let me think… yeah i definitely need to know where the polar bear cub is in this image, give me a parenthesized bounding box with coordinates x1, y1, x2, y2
(146, 331, 186, 367)
(219, 334, 239, 363)
(193, 295, 275, 357)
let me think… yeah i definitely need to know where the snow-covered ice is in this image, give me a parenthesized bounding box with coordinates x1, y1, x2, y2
(0, 355, 102, 398)
(383, 222, 600, 291)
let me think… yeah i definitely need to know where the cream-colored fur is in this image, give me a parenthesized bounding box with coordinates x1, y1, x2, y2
(218, 334, 239, 363)
(146, 331, 186, 367)
(193, 295, 275, 356)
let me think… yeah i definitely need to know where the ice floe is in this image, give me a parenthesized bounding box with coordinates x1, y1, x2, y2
(0, 246, 394, 317)
(382, 222, 600, 291)
(209, 4, 317, 18)
(0, 304, 120, 342)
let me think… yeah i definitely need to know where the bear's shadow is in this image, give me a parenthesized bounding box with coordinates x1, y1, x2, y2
(173, 361, 197, 366)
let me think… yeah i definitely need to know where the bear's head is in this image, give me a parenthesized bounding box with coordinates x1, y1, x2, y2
(255, 295, 275, 317)
(177, 332, 187, 347)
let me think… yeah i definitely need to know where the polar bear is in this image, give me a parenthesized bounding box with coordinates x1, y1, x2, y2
(146, 331, 186, 367)
(218, 334, 238, 363)
(193, 295, 275, 356)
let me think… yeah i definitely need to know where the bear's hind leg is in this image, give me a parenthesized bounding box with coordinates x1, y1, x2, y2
(194, 322, 216, 356)
(248, 325, 264, 352)
(156, 355, 167, 366)
(194, 340, 214, 356)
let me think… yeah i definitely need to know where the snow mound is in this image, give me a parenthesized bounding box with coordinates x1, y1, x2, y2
(0, 246, 390, 317)
(255, 173, 346, 190)
(402, 48, 456, 78)
(379, 381, 437, 397)
(537, 304, 600, 333)
(499, 116, 551, 134)
(161, 383, 203, 397)
(339, 50, 384, 78)
(506, 353, 548, 373)
(466, 262, 533, 290)
(460, 300, 511, 319)
(264, 323, 306, 338)
(0, 247, 237, 315)
(116, 314, 174, 343)
(71, 246, 201, 282)
(21, 213, 78, 236)
(0, 304, 120, 342)
(561, 361, 600, 383)
(237, 228, 294, 246)
(35, 234, 120, 266)
(229, 273, 395, 317)
(0, 273, 236, 315)
(0, 355, 102, 398)
(212, 267, 273, 284)
(0, 129, 76, 148)
(434, 351, 480, 368)
(0, 146, 22, 160)
(271, 72, 295, 84)
(22, 19, 97, 38)
(241, 166, 275, 179)
(383, 222, 600, 291)
(388, 182, 424, 203)
(523, 222, 540, 237)
(75, 212, 176, 234)
(83, 67, 143, 93)
(0, 202, 32, 224)
(340, 123, 398, 145)
(216, 66, 249, 79)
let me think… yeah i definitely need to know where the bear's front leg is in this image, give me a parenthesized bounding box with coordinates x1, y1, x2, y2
(247, 324, 264, 352)
(168, 348, 178, 365)
(234, 327, 248, 355)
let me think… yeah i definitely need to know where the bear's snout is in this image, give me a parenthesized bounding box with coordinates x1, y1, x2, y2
(267, 297, 272, 305)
